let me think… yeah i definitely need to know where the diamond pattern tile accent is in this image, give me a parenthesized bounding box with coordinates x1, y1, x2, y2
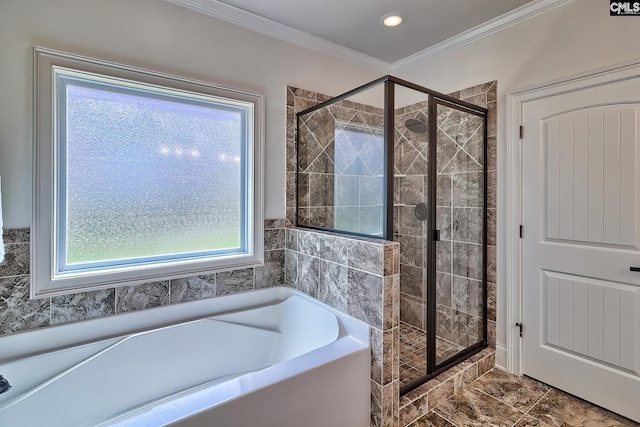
(395, 136, 420, 175)
(298, 123, 323, 171)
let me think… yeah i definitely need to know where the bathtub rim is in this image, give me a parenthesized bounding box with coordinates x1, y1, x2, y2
(0, 286, 369, 364)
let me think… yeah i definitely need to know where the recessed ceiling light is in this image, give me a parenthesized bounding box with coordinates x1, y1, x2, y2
(381, 14, 403, 27)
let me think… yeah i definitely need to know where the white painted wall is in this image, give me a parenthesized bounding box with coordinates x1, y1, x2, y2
(0, 0, 379, 227)
(395, 0, 640, 360)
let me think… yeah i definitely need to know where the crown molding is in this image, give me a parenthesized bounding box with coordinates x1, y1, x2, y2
(165, 0, 391, 72)
(166, 0, 576, 75)
(391, 0, 578, 72)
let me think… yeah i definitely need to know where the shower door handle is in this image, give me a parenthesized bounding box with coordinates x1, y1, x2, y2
(433, 229, 441, 241)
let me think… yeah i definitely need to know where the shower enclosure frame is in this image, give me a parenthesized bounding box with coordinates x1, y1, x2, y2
(420, 95, 488, 394)
(295, 75, 488, 395)
(295, 75, 396, 240)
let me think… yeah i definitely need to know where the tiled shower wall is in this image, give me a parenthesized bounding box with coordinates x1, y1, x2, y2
(394, 82, 498, 349)
(296, 94, 385, 235)
(433, 100, 487, 353)
(393, 100, 430, 331)
(450, 82, 498, 349)
(0, 220, 286, 335)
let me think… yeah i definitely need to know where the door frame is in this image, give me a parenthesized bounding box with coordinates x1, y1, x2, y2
(505, 57, 640, 375)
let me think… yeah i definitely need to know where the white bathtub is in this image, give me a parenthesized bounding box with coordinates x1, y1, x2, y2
(0, 287, 371, 427)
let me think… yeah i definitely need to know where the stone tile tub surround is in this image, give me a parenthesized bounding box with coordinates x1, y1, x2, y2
(285, 226, 400, 427)
(0, 220, 285, 335)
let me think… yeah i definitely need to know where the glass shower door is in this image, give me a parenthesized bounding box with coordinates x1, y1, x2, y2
(433, 99, 487, 367)
(394, 85, 431, 389)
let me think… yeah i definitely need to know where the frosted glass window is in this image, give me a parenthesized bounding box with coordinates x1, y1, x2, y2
(32, 48, 263, 297)
(60, 76, 247, 270)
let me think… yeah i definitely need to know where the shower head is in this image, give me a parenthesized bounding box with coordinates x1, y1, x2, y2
(404, 118, 427, 134)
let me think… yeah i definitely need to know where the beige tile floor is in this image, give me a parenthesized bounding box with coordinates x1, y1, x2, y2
(407, 368, 639, 427)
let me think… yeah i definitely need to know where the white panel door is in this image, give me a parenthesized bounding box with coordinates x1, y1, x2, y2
(522, 76, 640, 422)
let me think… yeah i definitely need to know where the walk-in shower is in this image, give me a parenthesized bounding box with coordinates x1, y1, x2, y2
(295, 75, 488, 393)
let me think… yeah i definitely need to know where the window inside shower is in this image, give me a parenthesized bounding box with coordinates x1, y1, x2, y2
(295, 76, 488, 394)
(333, 121, 385, 236)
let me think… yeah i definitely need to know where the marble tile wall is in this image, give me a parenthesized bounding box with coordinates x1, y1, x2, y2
(285, 226, 400, 427)
(449, 81, 498, 350)
(432, 86, 488, 356)
(0, 220, 286, 335)
(293, 87, 386, 235)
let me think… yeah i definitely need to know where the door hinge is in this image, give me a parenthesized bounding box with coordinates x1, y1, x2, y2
(519, 125, 524, 139)
(519, 225, 524, 238)
(516, 322, 524, 338)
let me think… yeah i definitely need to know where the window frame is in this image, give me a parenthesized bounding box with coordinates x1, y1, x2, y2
(31, 47, 264, 298)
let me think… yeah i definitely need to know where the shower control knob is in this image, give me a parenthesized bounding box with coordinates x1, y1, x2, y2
(414, 203, 428, 221)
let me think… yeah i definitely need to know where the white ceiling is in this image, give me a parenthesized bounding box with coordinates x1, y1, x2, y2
(215, 0, 534, 63)
(166, 0, 569, 71)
